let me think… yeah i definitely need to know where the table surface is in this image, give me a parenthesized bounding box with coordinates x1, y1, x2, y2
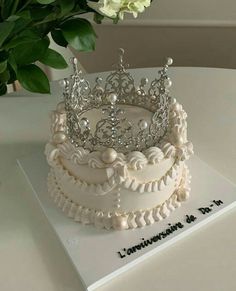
(0, 67, 236, 291)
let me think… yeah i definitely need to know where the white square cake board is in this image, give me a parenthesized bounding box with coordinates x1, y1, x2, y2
(17, 152, 236, 291)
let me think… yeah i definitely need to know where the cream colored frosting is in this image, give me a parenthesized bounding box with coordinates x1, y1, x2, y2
(45, 98, 193, 230)
(47, 164, 190, 230)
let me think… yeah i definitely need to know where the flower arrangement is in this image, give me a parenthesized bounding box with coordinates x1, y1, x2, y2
(0, 0, 151, 96)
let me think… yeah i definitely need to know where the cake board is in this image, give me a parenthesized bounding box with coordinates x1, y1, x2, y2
(17, 152, 236, 291)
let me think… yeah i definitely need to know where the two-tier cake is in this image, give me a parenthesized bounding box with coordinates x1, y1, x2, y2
(45, 49, 193, 230)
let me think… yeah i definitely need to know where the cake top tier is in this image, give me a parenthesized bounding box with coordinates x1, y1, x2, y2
(60, 49, 173, 154)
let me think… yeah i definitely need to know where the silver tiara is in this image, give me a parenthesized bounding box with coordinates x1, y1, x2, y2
(60, 49, 173, 154)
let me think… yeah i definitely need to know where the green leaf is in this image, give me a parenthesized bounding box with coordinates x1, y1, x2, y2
(0, 70, 10, 83)
(12, 37, 49, 65)
(0, 60, 7, 73)
(39, 48, 68, 69)
(43, 12, 58, 23)
(0, 83, 7, 96)
(16, 10, 31, 19)
(17, 64, 50, 94)
(0, 21, 15, 47)
(0, 50, 9, 62)
(37, 0, 55, 4)
(6, 15, 20, 21)
(4, 29, 41, 50)
(8, 53, 17, 73)
(10, 17, 31, 35)
(59, 0, 75, 16)
(1, 0, 15, 20)
(51, 29, 68, 47)
(61, 18, 96, 52)
(30, 6, 53, 21)
(9, 0, 20, 16)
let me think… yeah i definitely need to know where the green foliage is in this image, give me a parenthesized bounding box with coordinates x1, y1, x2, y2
(61, 18, 96, 51)
(0, 0, 103, 95)
(51, 29, 68, 47)
(37, 0, 56, 4)
(0, 60, 7, 73)
(39, 48, 68, 69)
(12, 37, 50, 65)
(0, 83, 7, 95)
(58, 0, 75, 17)
(17, 64, 50, 93)
(0, 21, 15, 46)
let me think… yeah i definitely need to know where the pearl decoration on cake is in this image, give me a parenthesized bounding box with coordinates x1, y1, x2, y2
(113, 187, 121, 209)
(112, 215, 128, 231)
(102, 148, 117, 164)
(167, 57, 173, 66)
(107, 93, 117, 105)
(80, 117, 89, 129)
(138, 119, 148, 130)
(177, 189, 190, 202)
(59, 79, 67, 87)
(176, 136, 184, 146)
(70, 57, 77, 65)
(164, 77, 172, 88)
(56, 101, 66, 113)
(53, 131, 67, 144)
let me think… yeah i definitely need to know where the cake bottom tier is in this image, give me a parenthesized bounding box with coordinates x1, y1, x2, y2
(47, 165, 191, 230)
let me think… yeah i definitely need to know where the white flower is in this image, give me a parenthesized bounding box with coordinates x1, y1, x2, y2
(87, 0, 150, 19)
(88, 0, 122, 18)
(119, 0, 151, 20)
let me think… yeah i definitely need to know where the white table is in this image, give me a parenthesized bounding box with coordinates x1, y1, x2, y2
(0, 67, 236, 291)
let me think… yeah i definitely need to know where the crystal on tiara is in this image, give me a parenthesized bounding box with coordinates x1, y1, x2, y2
(61, 48, 173, 153)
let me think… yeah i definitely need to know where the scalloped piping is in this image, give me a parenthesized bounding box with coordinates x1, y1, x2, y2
(50, 156, 182, 196)
(54, 141, 177, 170)
(47, 166, 191, 230)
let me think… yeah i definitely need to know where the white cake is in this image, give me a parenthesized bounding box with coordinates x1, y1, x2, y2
(45, 53, 193, 230)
